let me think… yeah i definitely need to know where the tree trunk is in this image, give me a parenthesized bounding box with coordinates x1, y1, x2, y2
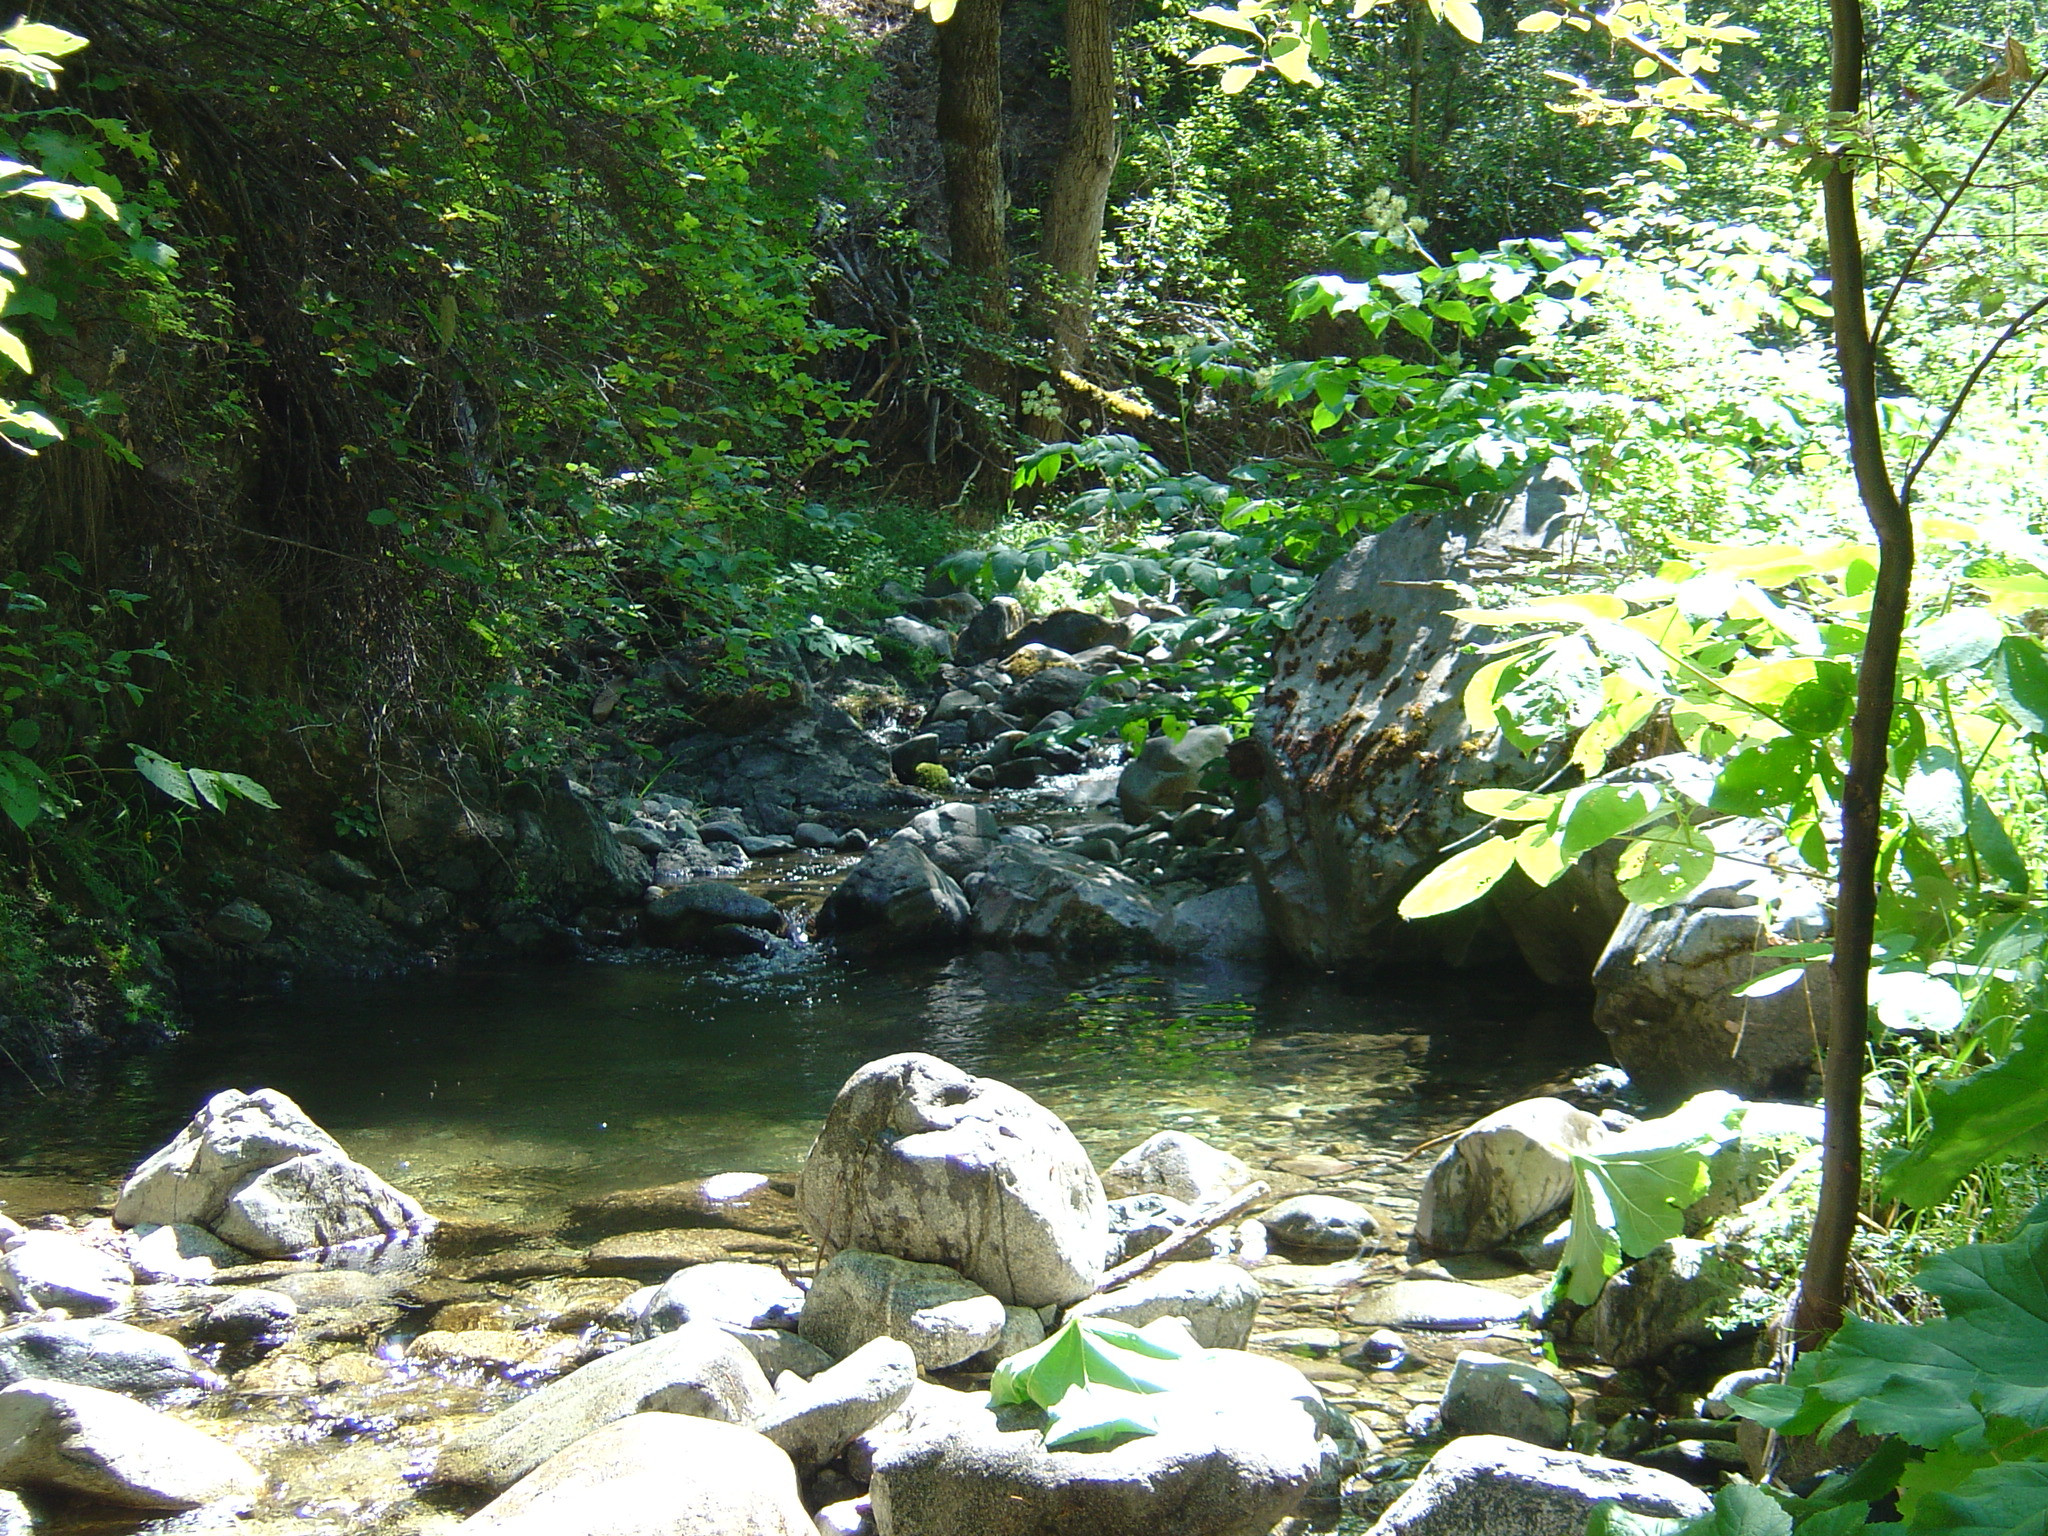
(1038, 0, 1118, 388)
(935, 0, 1009, 338)
(1792, 0, 1913, 1344)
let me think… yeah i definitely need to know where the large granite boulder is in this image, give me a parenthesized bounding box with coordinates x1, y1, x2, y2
(1413, 1098, 1610, 1255)
(796, 1054, 1108, 1308)
(1101, 1131, 1251, 1206)
(956, 597, 1029, 665)
(0, 1318, 215, 1397)
(970, 846, 1169, 956)
(1242, 461, 1613, 970)
(1064, 1261, 1262, 1349)
(814, 841, 970, 957)
(0, 1380, 262, 1510)
(1592, 818, 1830, 1100)
(868, 1346, 1326, 1536)
(752, 1336, 915, 1475)
(1157, 884, 1272, 961)
(0, 1230, 134, 1316)
(1365, 1435, 1709, 1536)
(458, 1413, 814, 1536)
(434, 1322, 774, 1493)
(642, 882, 784, 950)
(113, 1088, 430, 1260)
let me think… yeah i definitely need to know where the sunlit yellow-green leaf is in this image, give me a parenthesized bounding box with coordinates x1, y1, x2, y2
(1219, 63, 1259, 92)
(1398, 836, 1517, 920)
(0, 23, 86, 57)
(1464, 787, 1559, 821)
(1194, 3, 1267, 33)
(1437, 0, 1484, 42)
(1189, 43, 1256, 64)
(1516, 9, 1564, 31)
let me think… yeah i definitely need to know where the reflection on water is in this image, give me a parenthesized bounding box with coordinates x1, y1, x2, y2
(0, 950, 1605, 1227)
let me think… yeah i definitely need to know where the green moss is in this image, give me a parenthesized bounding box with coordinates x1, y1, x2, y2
(913, 761, 952, 792)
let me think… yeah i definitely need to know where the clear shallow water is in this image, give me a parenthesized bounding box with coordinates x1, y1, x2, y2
(0, 948, 1605, 1228)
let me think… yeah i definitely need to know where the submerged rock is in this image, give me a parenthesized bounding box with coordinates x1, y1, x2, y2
(434, 1321, 774, 1493)
(113, 1087, 431, 1261)
(1345, 1280, 1533, 1331)
(796, 1054, 1108, 1308)
(458, 1413, 815, 1535)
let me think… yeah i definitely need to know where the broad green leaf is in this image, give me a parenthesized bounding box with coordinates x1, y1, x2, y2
(1884, 1014, 2048, 1209)
(1970, 796, 2030, 892)
(1586, 1504, 1695, 1536)
(1436, 0, 1484, 42)
(1554, 1091, 1744, 1305)
(1397, 835, 1518, 920)
(1219, 63, 1259, 92)
(1463, 787, 1559, 821)
(990, 1317, 1200, 1447)
(1733, 964, 1808, 999)
(1615, 823, 1716, 907)
(1189, 43, 1256, 64)
(1675, 1484, 1793, 1536)
(1779, 663, 1853, 740)
(0, 22, 86, 57)
(1990, 636, 2048, 738)
(1734, 1220, 2048, 1448)
(0, 751, 45, 829)
(1558, 782, 1666, 860)
(1512, 822, 1573, 888)
(1908, 1460, 2048, 1536)
(1516, 9, 1565, 31)
(1898, 1418, 2048, 1526)
(1193, 4, 1265, 33)
(1916, 610, 2006, 679)
(131, 745, 200, 808)
(1711, 738, 1816, 816)
(210, 771, 280, 811)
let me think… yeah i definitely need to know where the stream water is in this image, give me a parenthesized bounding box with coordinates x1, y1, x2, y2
(0, 948, 1604, 1229)
(0, 946, 1610, 1534)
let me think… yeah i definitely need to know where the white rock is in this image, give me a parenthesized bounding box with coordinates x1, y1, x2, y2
(1261, 1195, 1380, 1254)
(753, 1336, 915, 1475)
(633, 1262, 805, 1337)
(1413, 1098, 1609, 1255)
(1101, 1131, 1251, 1206)
(1345, 1280, 1533, 1331)
(1065, 1261, 1262, 1349)
(459, 1413, 814, 1535)
(126, 1222, 245, 1282)
(0, 1317, 216, 1396)
(1104, 1194, 1230, 1266)
(1704, 1368, 1777, 1418)
(869, 1346, 1324, 1536)
(435, 1321, 774, 1492)
(846, 1379, 984, 1483)
(0, 1491, 25, 1535)
(0, 1380, 261, 1509)
(796, 1054, 1107, 1308)
(1439, 1351, 1572, 1448)
(1364, 1435, 1710, 1536)
(114, 1088, 431, 1259)
(799, 1251, 1005, 1371)
(0, 1230, 134, 1316)
(814, 1497, 873, 1536)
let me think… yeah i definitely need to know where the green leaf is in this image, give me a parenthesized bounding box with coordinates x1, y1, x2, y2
(1916, 610, 2006, 679)
(1970, 796, 2030, 892)
(1397, 835, 1518, 921)
(1189, 43, 1256, 64)
(1220, 63, 1259, 92)
(1990, 637, 2048, 738)
(1615, 822, 1716, 908)
(1711, 738, 1816, 816)
(0, 750, 47, 829)
(1436, 0, 1485, 43)
(1909, 1460, 2048, 1536)
(1734, 1220, 2048, 1448)
(1463, 786, 1560, 821)
(1558, 782, 1667, 860)
(1779, 662, 1854, 740)
(1884, 1014, 2048, 1209)
(131, 744, 199, 808)
(0, 22, 87, 57)
(4, 717, 36, 749)
(989, 1317, 1200, 1447)
(1554, 1091, 1745, 1305)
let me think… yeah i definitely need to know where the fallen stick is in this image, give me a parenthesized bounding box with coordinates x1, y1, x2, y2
(1095, 1180, 1270, 1293)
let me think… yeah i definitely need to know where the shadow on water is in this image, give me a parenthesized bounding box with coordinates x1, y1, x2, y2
(0, 949, 1605, 1225)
